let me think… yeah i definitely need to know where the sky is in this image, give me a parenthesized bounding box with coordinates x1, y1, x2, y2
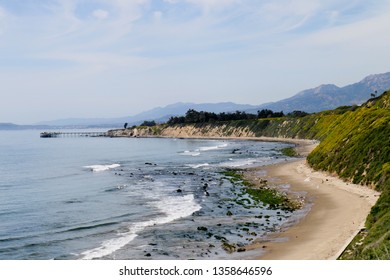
(1, 0, 390, 124)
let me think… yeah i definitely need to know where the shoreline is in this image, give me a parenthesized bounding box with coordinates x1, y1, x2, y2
(242, 142, 379, 260)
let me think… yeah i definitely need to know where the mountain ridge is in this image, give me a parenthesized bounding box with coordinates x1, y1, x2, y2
(34, 102, 259, 127)
(248, 71, 390, 113)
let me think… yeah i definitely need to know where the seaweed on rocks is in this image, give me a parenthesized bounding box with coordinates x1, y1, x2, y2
(221, 169, 302, 212)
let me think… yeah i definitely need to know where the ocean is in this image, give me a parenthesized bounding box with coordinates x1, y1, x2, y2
(0, 130, 297, 260)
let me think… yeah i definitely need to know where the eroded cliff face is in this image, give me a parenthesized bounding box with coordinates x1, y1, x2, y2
(107, 124, 257, 138)
(159, 125, 256, 138)
(108, 125, 256, 138)
(107, 127, 156, 137)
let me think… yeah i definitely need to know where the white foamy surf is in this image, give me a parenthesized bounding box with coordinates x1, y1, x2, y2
(84, 164, 120, 172)
(80, 194, 201, 260)
(186, 163, 210, 169)
(180, 150, 201, 157)
(199, 143, 228, 151)
(219, 159, 258, 168)
(179, 143, 228, 156)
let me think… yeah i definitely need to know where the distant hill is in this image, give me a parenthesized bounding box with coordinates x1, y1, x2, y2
(0, 123, 20, 130)
(35, 117, 127, 128)
(248, 72, 390, 113)
(34, 71, 390, 127)
(131, 102, 259, 122)
(36, 102, 259, 127)
(0, 123, 52, 130)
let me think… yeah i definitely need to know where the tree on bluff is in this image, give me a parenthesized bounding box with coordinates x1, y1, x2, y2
(185, 109, 200, 123)
(257, 109, 284, 118)
(140, 120, 157, 127)
(287, 111, 309, 118)
(167, 108, 295, 125)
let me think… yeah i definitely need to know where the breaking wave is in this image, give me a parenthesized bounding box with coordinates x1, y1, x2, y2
(83, 164, 120, 172)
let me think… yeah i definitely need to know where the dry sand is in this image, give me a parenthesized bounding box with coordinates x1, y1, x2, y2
(243, 140, 380, 260)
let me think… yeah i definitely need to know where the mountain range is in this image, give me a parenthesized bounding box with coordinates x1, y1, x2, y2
(32, 102, 259, 128)
(2, 71, 390, 129)
(249, 72, 390, 113)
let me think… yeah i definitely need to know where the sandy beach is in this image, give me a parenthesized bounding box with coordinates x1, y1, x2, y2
(244, 140, 380, 260)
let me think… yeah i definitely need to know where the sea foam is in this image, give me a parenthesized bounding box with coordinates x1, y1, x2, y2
(181, 151, 201, 157)
(80, 194, 201, 260)
(83, 164, 120, 172)
(199, 143, 228, 151)
(219, 158, 258, 168)
(186, 163, 210, 169)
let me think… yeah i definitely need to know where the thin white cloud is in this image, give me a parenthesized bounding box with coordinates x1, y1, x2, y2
(0, 6, 9, 35)
(91, 0, 149, 44)
(327, 10, 340, 26)
(253, 0, 321, 33)
(153, 10, 163, 21)
(46, 0, 83, 37)
(291, 6, 390, 49)
(36, 51, 163, 74)
(186, 0, 240, 13)
(92, 9, 109, 20)
(45, 0, 148, 40)
(261, 0, 320, 19)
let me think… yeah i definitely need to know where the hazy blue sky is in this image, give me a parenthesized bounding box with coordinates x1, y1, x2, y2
(1, 0, 390, 124)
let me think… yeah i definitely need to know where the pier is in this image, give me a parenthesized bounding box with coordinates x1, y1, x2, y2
(40, 131, 108, 138)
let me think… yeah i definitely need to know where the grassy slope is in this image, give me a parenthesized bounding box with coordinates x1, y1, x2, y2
(162, 91, 390, 259)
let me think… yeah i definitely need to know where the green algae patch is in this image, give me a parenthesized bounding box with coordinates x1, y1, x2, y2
(280, 147, 298, 157)
(221, 169, 301, 211)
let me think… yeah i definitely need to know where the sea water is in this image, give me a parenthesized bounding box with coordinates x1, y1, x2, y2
(0, 130, 296, 260)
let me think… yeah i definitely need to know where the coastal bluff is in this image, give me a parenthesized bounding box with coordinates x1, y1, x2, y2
(108, 124, 258, 138)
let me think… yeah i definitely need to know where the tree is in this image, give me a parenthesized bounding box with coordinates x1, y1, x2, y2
(287, 111, 309, 117)
(257, 109, 274, 118)
(257, 109, 284, 118)
(140, 120, 157, 127)
(185, 109, 201, 123)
